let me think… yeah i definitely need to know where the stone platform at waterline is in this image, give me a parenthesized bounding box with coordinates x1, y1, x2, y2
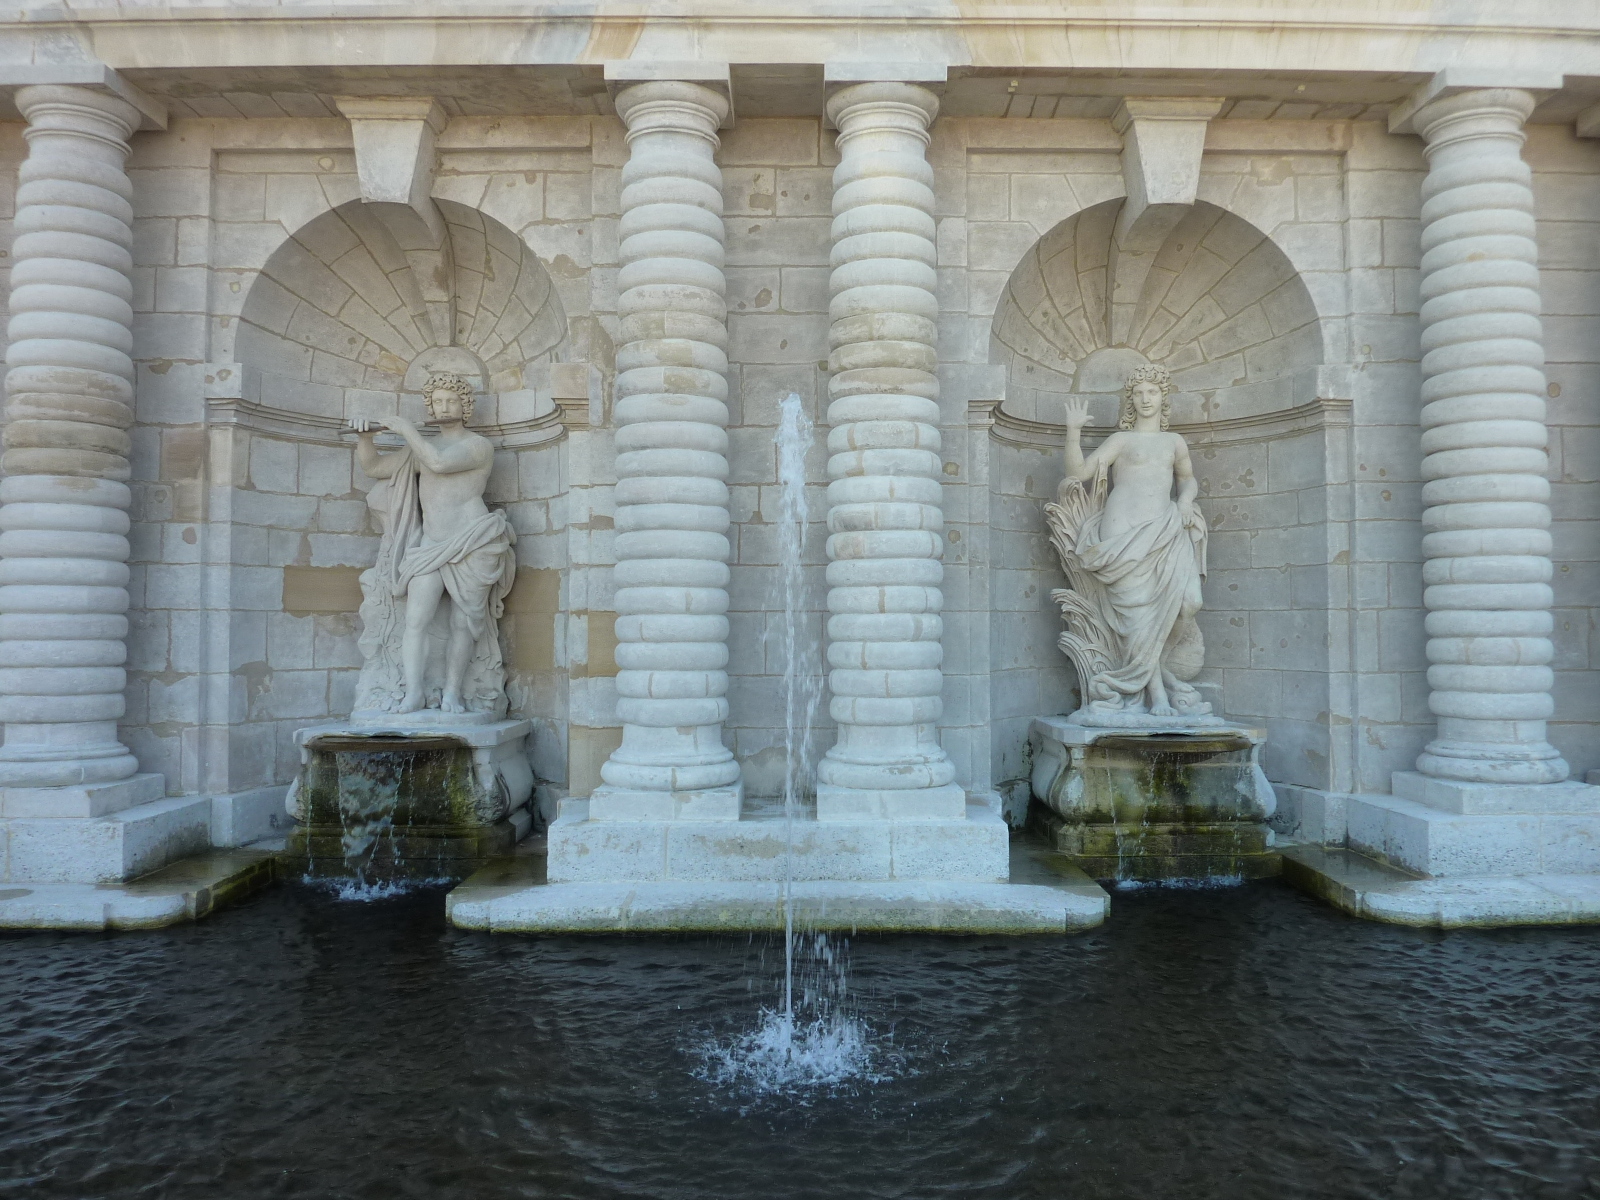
(448, 803, 1109, 934)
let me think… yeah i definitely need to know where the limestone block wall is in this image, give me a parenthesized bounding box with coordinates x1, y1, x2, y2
(0, 103, 1595, 810)
(717, 118, 836, 797)
(39, 115, 607, 798)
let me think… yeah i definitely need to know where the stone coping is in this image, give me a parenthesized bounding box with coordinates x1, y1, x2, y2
(1032, 715, 1266, 746)
(294, 718, 532, 749)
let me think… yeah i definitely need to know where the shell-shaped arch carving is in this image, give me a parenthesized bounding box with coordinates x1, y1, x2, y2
(991, 199, 1322, 423)
(237, 198, 565, 415)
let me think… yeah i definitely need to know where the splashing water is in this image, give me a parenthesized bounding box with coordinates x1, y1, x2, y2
(695, 933, 902, 1098)
(697, 395, 894, 1096)
(775, 391, 825, 1022)
(299, 876, 449, 902)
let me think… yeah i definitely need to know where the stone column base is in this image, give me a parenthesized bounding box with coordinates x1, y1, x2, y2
(1341, 772, 1600, 877)
(0, 774, 208, 884)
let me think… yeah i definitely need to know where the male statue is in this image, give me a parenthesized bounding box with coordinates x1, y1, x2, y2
(1047, 364, 1213, 723)
(351, 373, 516, 715)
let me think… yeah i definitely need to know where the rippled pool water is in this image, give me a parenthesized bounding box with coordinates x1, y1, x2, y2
(4, 880, 1599, 1199)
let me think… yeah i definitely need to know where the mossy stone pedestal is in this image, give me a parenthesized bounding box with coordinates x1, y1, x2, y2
(284, 719, 535, 882)
(1029, 716, 1279, 883)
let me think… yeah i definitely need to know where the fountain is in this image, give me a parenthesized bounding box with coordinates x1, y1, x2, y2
(285, 372, 536, 889)
(1028, 364, 1277, 884)
(449, 396, 1107, 933)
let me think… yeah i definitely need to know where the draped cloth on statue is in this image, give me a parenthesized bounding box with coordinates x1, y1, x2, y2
(353, 446, 517, 717)
(372, 447, 517, 640)
(395, 510, 517, 641)
(1070, 469, 1207, 704)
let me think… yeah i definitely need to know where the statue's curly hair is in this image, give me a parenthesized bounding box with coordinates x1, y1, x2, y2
(423, 372, 475, 420)
(1118, 364, 1173, 431)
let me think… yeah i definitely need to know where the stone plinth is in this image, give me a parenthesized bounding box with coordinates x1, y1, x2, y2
(547, 797, 1007, 883)
(1028, 716, 1279, 882)
(0, 773, 210, 884)
(284, 719, 534, 879)
(1342, 772, 1600, 878)
(448, 816, 1108, 934)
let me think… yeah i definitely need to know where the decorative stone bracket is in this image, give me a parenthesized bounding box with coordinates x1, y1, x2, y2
(1107, 97, 1224, 346)
(334, 96, 455, 347)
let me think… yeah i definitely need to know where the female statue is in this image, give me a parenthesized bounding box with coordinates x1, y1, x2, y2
(1047, 364, 1214, 724)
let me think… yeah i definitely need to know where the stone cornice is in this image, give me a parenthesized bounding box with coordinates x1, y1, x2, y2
(2, 3, 1597, 81)
(988, 396, 1353, 451)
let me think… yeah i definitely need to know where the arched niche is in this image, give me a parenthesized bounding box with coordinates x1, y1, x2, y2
(236, 198, 567, 428)
(990, 198, 1323, 429)
(985, 197, 1347, 802)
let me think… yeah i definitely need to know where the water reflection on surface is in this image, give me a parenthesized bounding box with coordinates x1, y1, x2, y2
(3, 881, 1599, 1199)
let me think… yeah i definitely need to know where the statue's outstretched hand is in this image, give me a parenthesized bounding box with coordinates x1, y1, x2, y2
(1064, 396, 1091, 428)
(349, 416, 378, 434)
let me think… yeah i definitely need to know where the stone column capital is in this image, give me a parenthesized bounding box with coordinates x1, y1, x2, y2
(613, 79, 730, 145)
(825, 80, 940, 136)
(13, 83, 142, 146)
(1409, 87, 1538, 149)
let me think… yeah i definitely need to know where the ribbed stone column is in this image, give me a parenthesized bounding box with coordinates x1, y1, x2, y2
(817, 81, 964, 821)
(592, 79, 742, 821)
(1412, 88, 1567, 786)
(0, 86, 142, 790)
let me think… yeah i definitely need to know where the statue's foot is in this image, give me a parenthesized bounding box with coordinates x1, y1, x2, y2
(396, 692, 426, 714)
(440, 693, 466, 714)
(1150, 702, 1177, 717)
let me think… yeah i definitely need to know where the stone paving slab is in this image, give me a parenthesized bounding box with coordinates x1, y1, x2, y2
(0, 848, 280, 931)
(448, 836, 1109, 934)
(1280, 843, 1600, 929)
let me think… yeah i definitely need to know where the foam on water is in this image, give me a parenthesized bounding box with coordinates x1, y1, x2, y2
(300, 875, 452, 902)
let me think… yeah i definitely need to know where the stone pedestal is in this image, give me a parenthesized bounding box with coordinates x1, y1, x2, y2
(1028, 716, 1279, 883)
(451, 797, 1108, 934)
(284, 718, 534, 880)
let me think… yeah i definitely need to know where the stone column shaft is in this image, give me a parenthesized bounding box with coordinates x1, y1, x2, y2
(1413, 88, 1567, 785)
(593, 80, 741, 820)
(0, 86, 143, 790)
(817, 81, 963, 821)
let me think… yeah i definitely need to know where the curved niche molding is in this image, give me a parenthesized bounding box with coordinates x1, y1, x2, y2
(990, 199, 1331, 446)
(226, 198, 568, 445)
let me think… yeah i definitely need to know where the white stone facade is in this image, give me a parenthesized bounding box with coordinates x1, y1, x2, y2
(0, 4, 1596, 918)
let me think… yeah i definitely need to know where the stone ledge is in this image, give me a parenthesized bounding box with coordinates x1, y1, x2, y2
(1392, 771, 1600, 816)
(0, 848, 279, 931)
(448, 844, 1107, 934)
(1281, 843, 1600, 929)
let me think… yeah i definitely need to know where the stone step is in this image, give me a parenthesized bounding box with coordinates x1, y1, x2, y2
(0, 848, 279, 930)
(1280, 842, 1600, 928)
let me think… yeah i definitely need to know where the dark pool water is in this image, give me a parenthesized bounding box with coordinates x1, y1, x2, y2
(4, 879, 1600, 1200)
